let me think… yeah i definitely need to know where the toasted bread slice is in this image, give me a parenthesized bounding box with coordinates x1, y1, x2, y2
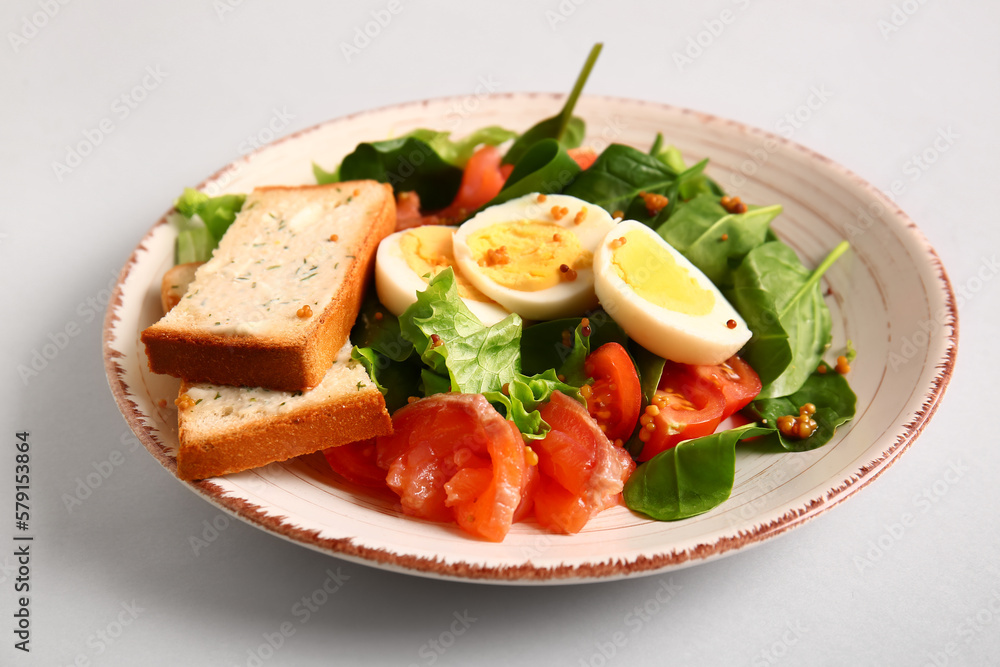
(175, 346, 392, 480)
(142, 181, 395, 391)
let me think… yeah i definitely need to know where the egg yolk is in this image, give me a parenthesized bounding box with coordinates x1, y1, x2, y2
(399, 226, 494, 303)
(467, 221, 592, 291)
(611, 230, 714, 315)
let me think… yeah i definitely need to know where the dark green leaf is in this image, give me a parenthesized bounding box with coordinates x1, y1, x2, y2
(558, 320, 592, 386)
(731, 241, 848, 398)
(629, 342, 665, 405)
(420, 368, 451, 397)
(747, 363, 857, 451)
(727, 282, 792, 392)
(339, 137, 463, 210)
(350, 295, 414, 362)
(520, 309, 628, 377)
(624, 424, 774, 521)
(648, 132, 665, 158)
(351, 346, 421, 413)
(483, 139, 581, 209)
(622, 342, 667, 458)
(502, 43, 602, 165)
(657, 195, 781, 289)
(562, 143, 678, 216)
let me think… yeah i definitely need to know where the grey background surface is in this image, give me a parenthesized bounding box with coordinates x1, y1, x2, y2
(2, 1, 998, 665)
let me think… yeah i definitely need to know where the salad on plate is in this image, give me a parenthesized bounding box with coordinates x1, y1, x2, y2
(165, 43, 857, 542)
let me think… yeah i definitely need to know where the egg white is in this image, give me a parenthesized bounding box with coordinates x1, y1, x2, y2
(452, 193, 617, 320)
(375, 228, 510, 326)
(593, 220, 752, 365)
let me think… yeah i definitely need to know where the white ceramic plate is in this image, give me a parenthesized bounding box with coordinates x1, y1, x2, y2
(103, 94, 957, 584)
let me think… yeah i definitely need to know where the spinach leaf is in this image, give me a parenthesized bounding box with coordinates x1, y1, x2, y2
(747, 363, 857, 451)
(650, 134, 686, 172)
(313, 126, 515, 192)
(657, 195, 782, 289)
(485, 370, 583, 441)
(648, 132, 665, 159)
(629, 342, 665, 405)
(561, 143, 678, 216)
(483, 139, 581, 209)
(406, 126, 518, 167)
(557, 320, 592, 386)
(399, 268, 522, 394)
(420, 368, 452, 397)
(648, 141, 725, 209)
(520, 310, 628, 377)
(502, 43, 602, 165)
(350, 295, 414, 362)
(338, 137, 463, 210)
(624, 424, 774, 521)
(731, 241, 848, 398)
(351, 347, 422, 413)
(622, 343, 667, 458)
(728, 281, 792, 393)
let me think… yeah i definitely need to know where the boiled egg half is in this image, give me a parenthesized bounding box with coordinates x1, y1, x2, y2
(593, 220, 752, 365)
(375, 226, 510, 325)
(452, 193, 617, 320)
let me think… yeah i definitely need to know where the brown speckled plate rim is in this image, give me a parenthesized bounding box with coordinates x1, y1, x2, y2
(102, 93, 958, 584)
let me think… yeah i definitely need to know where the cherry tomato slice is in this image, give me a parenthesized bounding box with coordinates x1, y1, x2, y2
(636, 361, 726, 461)
(689, 355, 762, 419)
(582, 342, 642, 443)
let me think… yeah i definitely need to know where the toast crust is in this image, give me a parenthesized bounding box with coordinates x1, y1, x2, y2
(176, 386, 392, 480)
(141, 181, 395, 391)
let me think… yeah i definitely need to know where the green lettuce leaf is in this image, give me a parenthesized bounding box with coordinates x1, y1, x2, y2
(172, 188, 246, 263)
(313, 162, 339, 185)
(398, 268, 522, 394)
(175, 226, 216, 265)
(484, 370, 583, 441)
